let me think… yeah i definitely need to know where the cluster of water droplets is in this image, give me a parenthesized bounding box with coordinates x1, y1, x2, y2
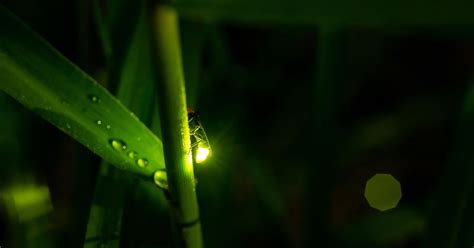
(88, 94, 149, 169)
(109, 139, 148, 169)
(88, 94, 168, 189)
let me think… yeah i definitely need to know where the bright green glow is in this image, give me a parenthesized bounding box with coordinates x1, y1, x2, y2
(364, 173, 402, 211)
(195, 147, 210, 163)
(1, 183, 53, 222)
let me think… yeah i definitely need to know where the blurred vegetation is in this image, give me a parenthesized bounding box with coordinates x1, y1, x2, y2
(1, 0, 474, 247)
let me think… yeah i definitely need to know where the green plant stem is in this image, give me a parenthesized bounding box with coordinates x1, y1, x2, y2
(306, 25, 345, 247)
(151, 4, 203, 248)
(91, 0, 112, 63)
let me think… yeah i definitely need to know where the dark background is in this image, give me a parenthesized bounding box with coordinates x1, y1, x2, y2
(1, 0, 474, 247)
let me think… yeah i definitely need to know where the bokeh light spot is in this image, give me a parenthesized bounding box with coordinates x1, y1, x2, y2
(364, 173, 402, 211)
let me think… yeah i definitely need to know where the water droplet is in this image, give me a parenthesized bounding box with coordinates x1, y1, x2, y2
(137, 158, 148, 168)
(88, 94, 101, 103)
(106, 125, 111, 129)
(110, 139, 126, 152)
(128, 151, 138, 159)
(96, 120, 102, 125)
(153, 170, 168, 189)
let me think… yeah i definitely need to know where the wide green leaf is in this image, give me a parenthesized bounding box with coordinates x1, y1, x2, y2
(0, 5, 165, 178)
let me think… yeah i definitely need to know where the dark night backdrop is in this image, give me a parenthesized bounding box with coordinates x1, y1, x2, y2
(1, 0, 474, 247)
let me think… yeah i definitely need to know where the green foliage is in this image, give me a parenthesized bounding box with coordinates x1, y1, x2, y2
(2, 0, 474, 247)
(422, 79, 474, 248)
(84, 1, 168, 247)
(0, 5, 165, 178)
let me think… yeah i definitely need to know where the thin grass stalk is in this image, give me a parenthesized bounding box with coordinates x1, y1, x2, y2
(151, 4, 203, 248)
(91, 0, 112, 64)
(306, 25, 345, 247)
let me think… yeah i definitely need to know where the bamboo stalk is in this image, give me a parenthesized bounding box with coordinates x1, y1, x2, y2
(151, 4, 203, 248)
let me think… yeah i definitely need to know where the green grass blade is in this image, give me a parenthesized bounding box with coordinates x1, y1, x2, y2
(92, 0, 113, 63)
(85, 1, 163, 247)
(85, 164, 132, 248)
(0, 5, 165, 178)
(422, 79, 474, 248)
(305, 25, 345, 246)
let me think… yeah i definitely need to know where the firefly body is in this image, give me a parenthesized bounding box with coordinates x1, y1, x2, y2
(187, 107, 212, 163)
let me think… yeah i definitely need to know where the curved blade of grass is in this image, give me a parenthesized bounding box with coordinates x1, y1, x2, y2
(85, 1, 165, 247)
(0, 5, 165, 178)
(91, 0, 112, 63)
(422, 78, 474, 248)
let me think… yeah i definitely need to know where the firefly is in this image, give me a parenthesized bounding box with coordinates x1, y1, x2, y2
(188, 107, 212, 164)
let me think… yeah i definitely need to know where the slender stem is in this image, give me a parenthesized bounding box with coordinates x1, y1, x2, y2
(91, 0, 112, 63)
(306, 25, 344, 246)
(151, 4, 203, 248)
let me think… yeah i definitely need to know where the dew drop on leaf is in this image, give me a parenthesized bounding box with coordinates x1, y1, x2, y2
(110, 139, 127, 152)
(137, 158, 148, 168)
(96, 120, 102, 125)
(88, 94, 101, 103)
(128, 151, 138, 159)
(153, 170, 168, 189)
